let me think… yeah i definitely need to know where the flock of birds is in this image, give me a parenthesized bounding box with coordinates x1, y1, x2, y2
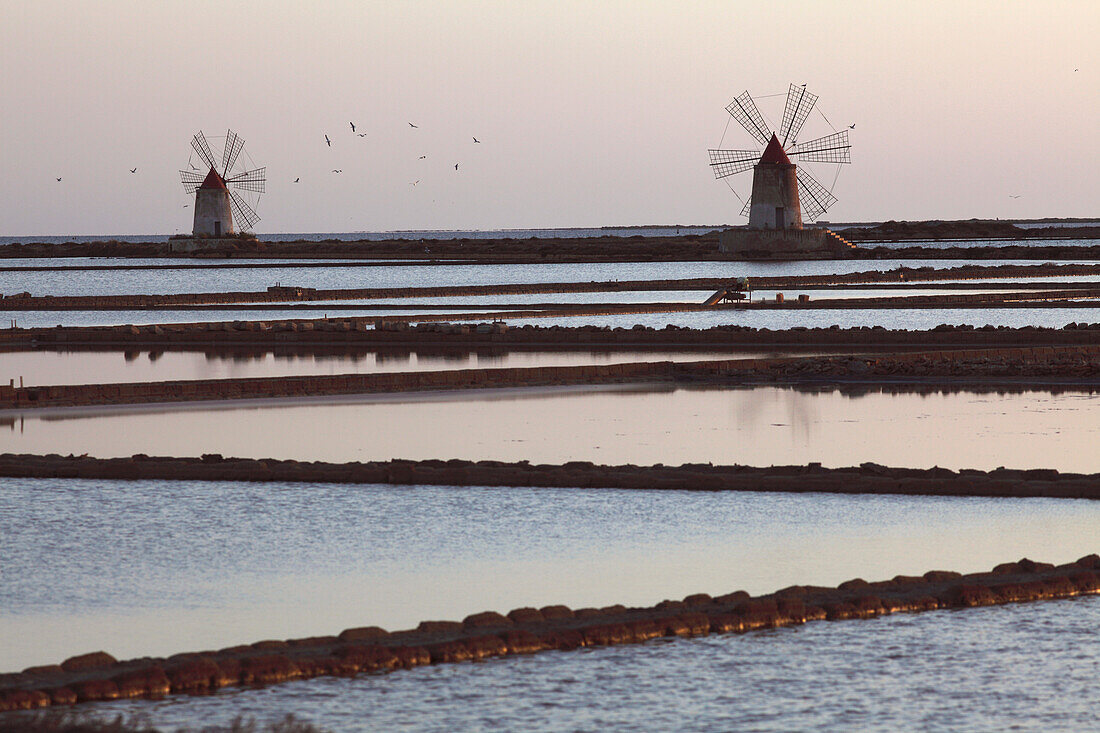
(311, 121, 480, 185)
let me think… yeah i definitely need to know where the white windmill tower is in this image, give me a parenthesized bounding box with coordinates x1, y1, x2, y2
(179, 130, 265, 237)
(708, 85, 855, 255)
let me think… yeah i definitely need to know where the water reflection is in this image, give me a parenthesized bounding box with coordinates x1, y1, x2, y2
(3, 385, 1099, 472)
(0, 346, 855, 386)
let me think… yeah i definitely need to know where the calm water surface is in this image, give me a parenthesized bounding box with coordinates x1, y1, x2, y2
(77, 596, 1100, 732)
(3, 385, 1099, 472)
(4, 259, 1083, 298)
(2, 477, 1097, 674)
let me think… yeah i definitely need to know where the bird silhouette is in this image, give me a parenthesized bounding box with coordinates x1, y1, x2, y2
(418, 155, 427, 160)
(357, 133, 368, 137)
(408, 122, 418, 128)
(454, 163, 459, 171)
(350, 122, 356, 132)
(55, 177, 62, 182)
(325, 134, 331, 147)
(130, 167, 137, 173)
(293, 177, 300, 183)
(411, 180, 420, 186)
(1009, 194, 1022, 199)
(183, 204, 190, 208)
(332, 169, 342, 173)
(472, 137, 480, 143)
(848, 124, 856, 129)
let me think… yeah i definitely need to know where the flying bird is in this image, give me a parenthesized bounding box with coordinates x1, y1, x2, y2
(454, 163, 459, 171)
(357, 133, 368, 137)
(130, 168, 137, 173)
(350, 122, 356, 132)
(848, 124, 856, 129)
(472, 136, 480, 143)
(293, 177, 300, 183)
(325, 134, 332, 147)
(1009, 194, 1022, 199)
(55, 177, 62, 182)
(332, 169, 342, 173)
(410, 180, 420, 186)
(408, 122, 418, 128)
(418, 155, 427, 160)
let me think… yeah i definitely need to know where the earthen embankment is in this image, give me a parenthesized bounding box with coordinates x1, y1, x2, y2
(3, 454, 1100, 499)
(2, 551, 1097, 711)
(3, 346, 1100, 409)
(4, 321, 1100, 351)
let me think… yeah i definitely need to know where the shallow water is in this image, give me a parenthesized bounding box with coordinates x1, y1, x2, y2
(75, 595, 1100, 732)
(2, 476, 1097, 674)
(4, 385, 1099, 472)
(3, 258, 1083, 298)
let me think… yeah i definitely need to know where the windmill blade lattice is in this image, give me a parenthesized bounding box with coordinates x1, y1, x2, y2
(226, 167, 266, 193)
(221, 130, 245, 178)
(740, 198, 752, 217)
(228, 189, 261, 229)
(779, 84, 818, 146)
(791, 130, 851, 164)
(708, 149, 761, 179)
(191, 132, 217, 171)
(725, 91, 771, 147)
(179, 170, 206, 195)
(796, 169, 838, 221)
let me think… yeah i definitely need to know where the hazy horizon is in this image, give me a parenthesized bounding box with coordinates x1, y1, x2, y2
(2, 1, 1097, 236)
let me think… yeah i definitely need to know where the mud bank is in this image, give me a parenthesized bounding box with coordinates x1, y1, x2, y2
(3, 346, 1100, 409)
(5, 320, 1100, 352)
(1, 554, 1097, 712)
(4, 453, 1100, 499)
(9, 288, 1100, 314)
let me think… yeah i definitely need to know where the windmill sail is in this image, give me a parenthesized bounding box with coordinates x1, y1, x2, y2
(791, 131, 851, 163)
(228, 188, 261, 229)
(725, 91, 771, 147)
(226, 167, 266, 193)
(779, 84, 818, 146)
(796, 169, 838, 221)
(740, 197, 751, 218)
(221, 129, 245, 178)
(179, 170, 207, 195)
(191, 132, 218, 171)
(708, 149, 760, 179)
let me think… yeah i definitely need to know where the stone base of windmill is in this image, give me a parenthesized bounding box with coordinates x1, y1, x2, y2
(717, 228, 851, 259)
(166, 237, 258, 255)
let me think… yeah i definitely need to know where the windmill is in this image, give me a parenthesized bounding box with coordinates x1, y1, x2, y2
(708, 85, 850, 229)
(179, 130, 265, 237)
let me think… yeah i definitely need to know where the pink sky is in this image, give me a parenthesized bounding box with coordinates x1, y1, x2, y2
(1, 0, 1096, 234)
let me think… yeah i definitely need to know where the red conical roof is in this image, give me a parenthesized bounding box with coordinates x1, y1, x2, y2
(198, 168, 227, 190)
(759, 133, 791, 165)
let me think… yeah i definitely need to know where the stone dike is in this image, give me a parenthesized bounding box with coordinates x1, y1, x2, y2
(2, 346, 1099, 410)
(1, 552, 1097, 712)
(3, 454, 1100, 499)
(5, 320, 1100, 351)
